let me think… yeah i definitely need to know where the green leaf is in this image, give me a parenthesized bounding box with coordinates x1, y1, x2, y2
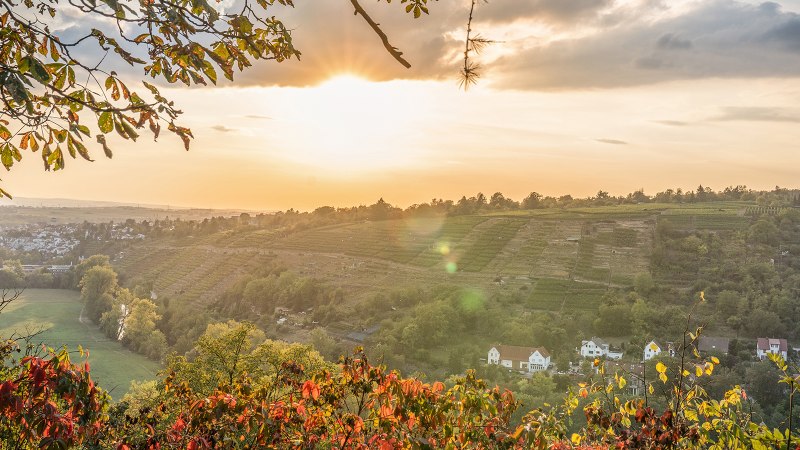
(66, 135, 76, 158)
(48, 146, 64, 170)
(1, 144, 12, 169)
(75, 124, 91, 137)
(73, 139, 92, 161)
(98, 112, 113, 133)
(202, 62, 217, 85)
(18, 56, 32, 74)
(119, 118, 139, 141)
(50, 40, 60, 62)
(2, 74, 29, 104)
(0, 186, 12, 199)
(30, 59, 51, 84)
(53, 68, 67, 90)
(96, 134, 113, 158)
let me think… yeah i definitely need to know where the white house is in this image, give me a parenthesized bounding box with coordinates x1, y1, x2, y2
(643, 340, 673, 361)
(757, 338, 788, 361)
(581, 337, 610, 358)
(488, 345, 551, 373)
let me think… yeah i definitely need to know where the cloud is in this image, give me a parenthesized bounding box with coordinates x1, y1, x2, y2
(244, 115, 272, 120)
(478, 0, 615, 24)
(596, 138, 628, 145)
(50, 0, 800, 91)
(211, 125, 236, 132)
(656, 33, 692, 50)
(491, 1, 800, 90)
(235, 2, 466, 87)
(713, 106, 800, 122)
(654, 120, 690, 126)
(761, 17, 800, 51)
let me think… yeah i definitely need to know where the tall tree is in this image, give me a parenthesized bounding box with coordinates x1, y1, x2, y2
(79, 265, 117, 322)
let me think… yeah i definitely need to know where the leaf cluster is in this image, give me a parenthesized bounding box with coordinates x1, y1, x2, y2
(0, 0, 300, 197)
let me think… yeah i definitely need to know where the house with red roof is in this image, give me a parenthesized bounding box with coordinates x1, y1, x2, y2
(757, 338, 788, 361)
(487, 345, 551, 373)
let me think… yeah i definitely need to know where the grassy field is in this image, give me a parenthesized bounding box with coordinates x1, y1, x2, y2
(0, 289, 161, 400)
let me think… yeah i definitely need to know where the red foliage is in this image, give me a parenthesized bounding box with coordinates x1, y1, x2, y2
(0, 344, 107, 449)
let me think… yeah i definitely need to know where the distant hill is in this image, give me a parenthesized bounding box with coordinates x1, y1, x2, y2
(0, 198, 264, 225)
(2, 197, 176, 209)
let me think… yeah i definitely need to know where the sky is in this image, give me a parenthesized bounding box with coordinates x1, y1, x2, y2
(4, 0, 800, 211)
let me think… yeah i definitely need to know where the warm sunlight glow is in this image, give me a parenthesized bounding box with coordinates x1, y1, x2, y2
(271, 75, 426, 174)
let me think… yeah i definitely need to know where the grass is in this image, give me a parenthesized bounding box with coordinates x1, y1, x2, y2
(456, 219, 528, 272)
(658, 214, 750, 231)
(0, 289, 161, 400)
(527, 278, 608, 311)
(277, 216, 488, 266)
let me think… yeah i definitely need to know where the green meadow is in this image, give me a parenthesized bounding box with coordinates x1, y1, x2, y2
(0, 289, 161, 399)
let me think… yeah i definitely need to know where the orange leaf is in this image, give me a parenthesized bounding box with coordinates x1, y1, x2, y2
(302, 381, 319, 400)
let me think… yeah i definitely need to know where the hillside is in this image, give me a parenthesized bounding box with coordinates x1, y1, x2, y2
(111, 201, 759, 312)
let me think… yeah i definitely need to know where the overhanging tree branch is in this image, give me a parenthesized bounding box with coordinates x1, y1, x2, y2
(348, 0, 412, 69)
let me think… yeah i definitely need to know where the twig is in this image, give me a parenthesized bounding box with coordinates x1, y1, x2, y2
(459, 0, 479, 89)
(348, 0, 411, 69)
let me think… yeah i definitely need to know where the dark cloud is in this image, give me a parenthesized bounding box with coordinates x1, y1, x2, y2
(762, 17, 800, 51)
(635, 56, 671, 70)
(492, 1, 800, 90)
(211, 125, 236, 132)
(596, 138, 628, 145)
(656, 33, 692, 50)
(713, 106, 800, 122)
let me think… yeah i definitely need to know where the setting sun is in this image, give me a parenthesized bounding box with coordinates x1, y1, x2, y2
(270, 74, 428, 174)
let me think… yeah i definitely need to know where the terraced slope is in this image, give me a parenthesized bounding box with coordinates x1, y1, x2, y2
(110, 203, 755, 311)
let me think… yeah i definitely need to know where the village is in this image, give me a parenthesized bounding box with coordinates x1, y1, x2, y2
(486, 336, 798, 396)
(0, 222, 145, 263)
(0, 223, 81, 257)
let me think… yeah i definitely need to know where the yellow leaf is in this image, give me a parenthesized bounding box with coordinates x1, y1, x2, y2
(695, 365, 703, 377)
(571, 433, 581, 445)
(656, 362, 667, 374)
